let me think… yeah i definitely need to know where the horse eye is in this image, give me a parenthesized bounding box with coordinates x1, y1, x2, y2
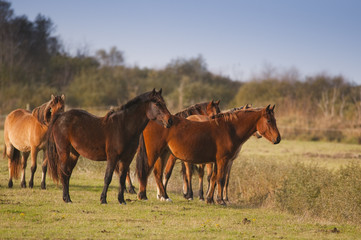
(267, 119, 271, 123)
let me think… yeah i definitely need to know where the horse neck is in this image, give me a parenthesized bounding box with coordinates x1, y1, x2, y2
(228, 110, 261, 142)
(113, 102, 150, 134)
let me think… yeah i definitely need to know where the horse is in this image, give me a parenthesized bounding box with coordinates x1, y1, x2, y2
(136, 100, 221, 201)
(4, 95, 65, 189)
(162, 104, 257, 201)
(137, 105, 281, 205)
(46, 89, 173, 204)
(122, 100, 220, 195)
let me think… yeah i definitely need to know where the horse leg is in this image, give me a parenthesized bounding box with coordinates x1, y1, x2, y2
(6, 145, 14, 188)
(117, 162, 129, 205)
(60, 151, 79, 203)
(29, 147, 39, 188)
(205, 163, 213, 195)
(163, 154, 177, 193)
(216, 161, 227, 206)
(206, 163, 217, 204)
(181, 162, 189, 197)
(198, 164, 205, 201)
(20, 152, 29, 188)
(154, 151, 171, 201)
(184, 162, 193, 200)
(126, 170, 136, 194)
(224, 160, 233, 202)
(100, 156, 117, 204)
(41, 150, 47, 190)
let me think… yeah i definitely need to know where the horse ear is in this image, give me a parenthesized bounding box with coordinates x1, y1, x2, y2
(271, 105, 275, 111)
(266, 104, 271, 113)
(51, 94, 55, 100)
(159, 88, 162, 95)
(215, 100, 220, 105)
(152, 88, 156, 96)
(61, 94, 65, 101)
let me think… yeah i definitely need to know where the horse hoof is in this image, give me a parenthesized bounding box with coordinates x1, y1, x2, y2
(41, 183, 46, 190)
(187, 197, 193, 201)
(29, 181, 34, 188)
(217, 199, 227, 206)
(166, 198, 172, 202)
(206, 198, 214, 204)
(137, 192, 148, 200)
(128, 187, 137, 194)
(21, 182, 26, 188)
(8, 181, 13, 188)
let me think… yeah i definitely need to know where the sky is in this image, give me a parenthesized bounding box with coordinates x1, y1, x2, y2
(9, 0, 361, 84)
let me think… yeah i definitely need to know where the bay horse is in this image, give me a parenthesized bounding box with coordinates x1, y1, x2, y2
(4, 95, 65, 189)
(136, 100, 221, 201)
(162, 105, 255, 201)
(137, 105, 281, 205)
(46, 89, 172, 204)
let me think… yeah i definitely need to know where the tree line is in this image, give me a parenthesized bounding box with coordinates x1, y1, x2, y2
(1, 1, 360, 142)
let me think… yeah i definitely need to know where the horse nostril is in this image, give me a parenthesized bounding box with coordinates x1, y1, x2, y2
(168, 118, 173, 126)
(275, 135, 281, 144)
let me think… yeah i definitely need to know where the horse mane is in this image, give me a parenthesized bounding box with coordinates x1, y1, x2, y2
(175, 102, 208, 118)
(105, 92, 152, 120)
(32, 102, 51, 125)
(210, 105, 261, 124)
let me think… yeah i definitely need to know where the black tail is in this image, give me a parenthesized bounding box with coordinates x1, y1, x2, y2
(136, 133, 149, 181)
(46, 114, 61, 182)
(6, 144, 21, 179)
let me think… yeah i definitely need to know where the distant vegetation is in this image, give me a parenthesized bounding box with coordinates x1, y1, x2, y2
(1, 0, 360, 142)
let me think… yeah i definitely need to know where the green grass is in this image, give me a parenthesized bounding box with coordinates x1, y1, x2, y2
(1, 130, 361, 239)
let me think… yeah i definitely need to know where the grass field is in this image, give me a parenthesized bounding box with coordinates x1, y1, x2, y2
(1, 129, 361, 239)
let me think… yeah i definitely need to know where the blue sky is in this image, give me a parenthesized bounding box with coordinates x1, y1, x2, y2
(10, 0, 361, 84)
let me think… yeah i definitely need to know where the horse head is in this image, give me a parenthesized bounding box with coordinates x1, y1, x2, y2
(256, 105, 281, 144)
(206, 100, 221, 117)
(147, 89, 173, 128)
(46, 94, 65, 123)
(32, 94, 65, 125)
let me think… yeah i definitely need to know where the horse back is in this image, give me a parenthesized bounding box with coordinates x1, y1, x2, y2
(52, 109, 111, 161)
(5, 109, 47, 151)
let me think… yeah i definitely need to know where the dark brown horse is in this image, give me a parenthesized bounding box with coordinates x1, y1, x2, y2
(137, 105, 281, 205)
(136, 100, 221, 201)
(4, 95, 65, 189)
(46, 89, 172, 204)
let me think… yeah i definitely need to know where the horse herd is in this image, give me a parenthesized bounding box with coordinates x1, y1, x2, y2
(3, 89, 281, 206)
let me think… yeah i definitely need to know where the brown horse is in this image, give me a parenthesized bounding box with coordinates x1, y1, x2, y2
(136, 100, 221, 201)
(163, 105, 255, 201)
(46, 89, 172, 204)
(4, 95, 65, 189)
(123, 101, 220, 195)
(163, 115, 214, 201)
(137, 105, 281, 205)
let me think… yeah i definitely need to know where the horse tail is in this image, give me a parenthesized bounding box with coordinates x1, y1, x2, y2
(136, 133, 149, 181)
(46, 114, 61, 182)
(7, 145, 21, 179)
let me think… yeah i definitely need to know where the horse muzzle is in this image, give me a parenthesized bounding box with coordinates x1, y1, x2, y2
(273, 135, 281, 144)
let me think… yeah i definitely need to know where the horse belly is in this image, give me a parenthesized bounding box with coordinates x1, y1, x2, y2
(168, 136, 216, 164)
(72, 142, 107, 161)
